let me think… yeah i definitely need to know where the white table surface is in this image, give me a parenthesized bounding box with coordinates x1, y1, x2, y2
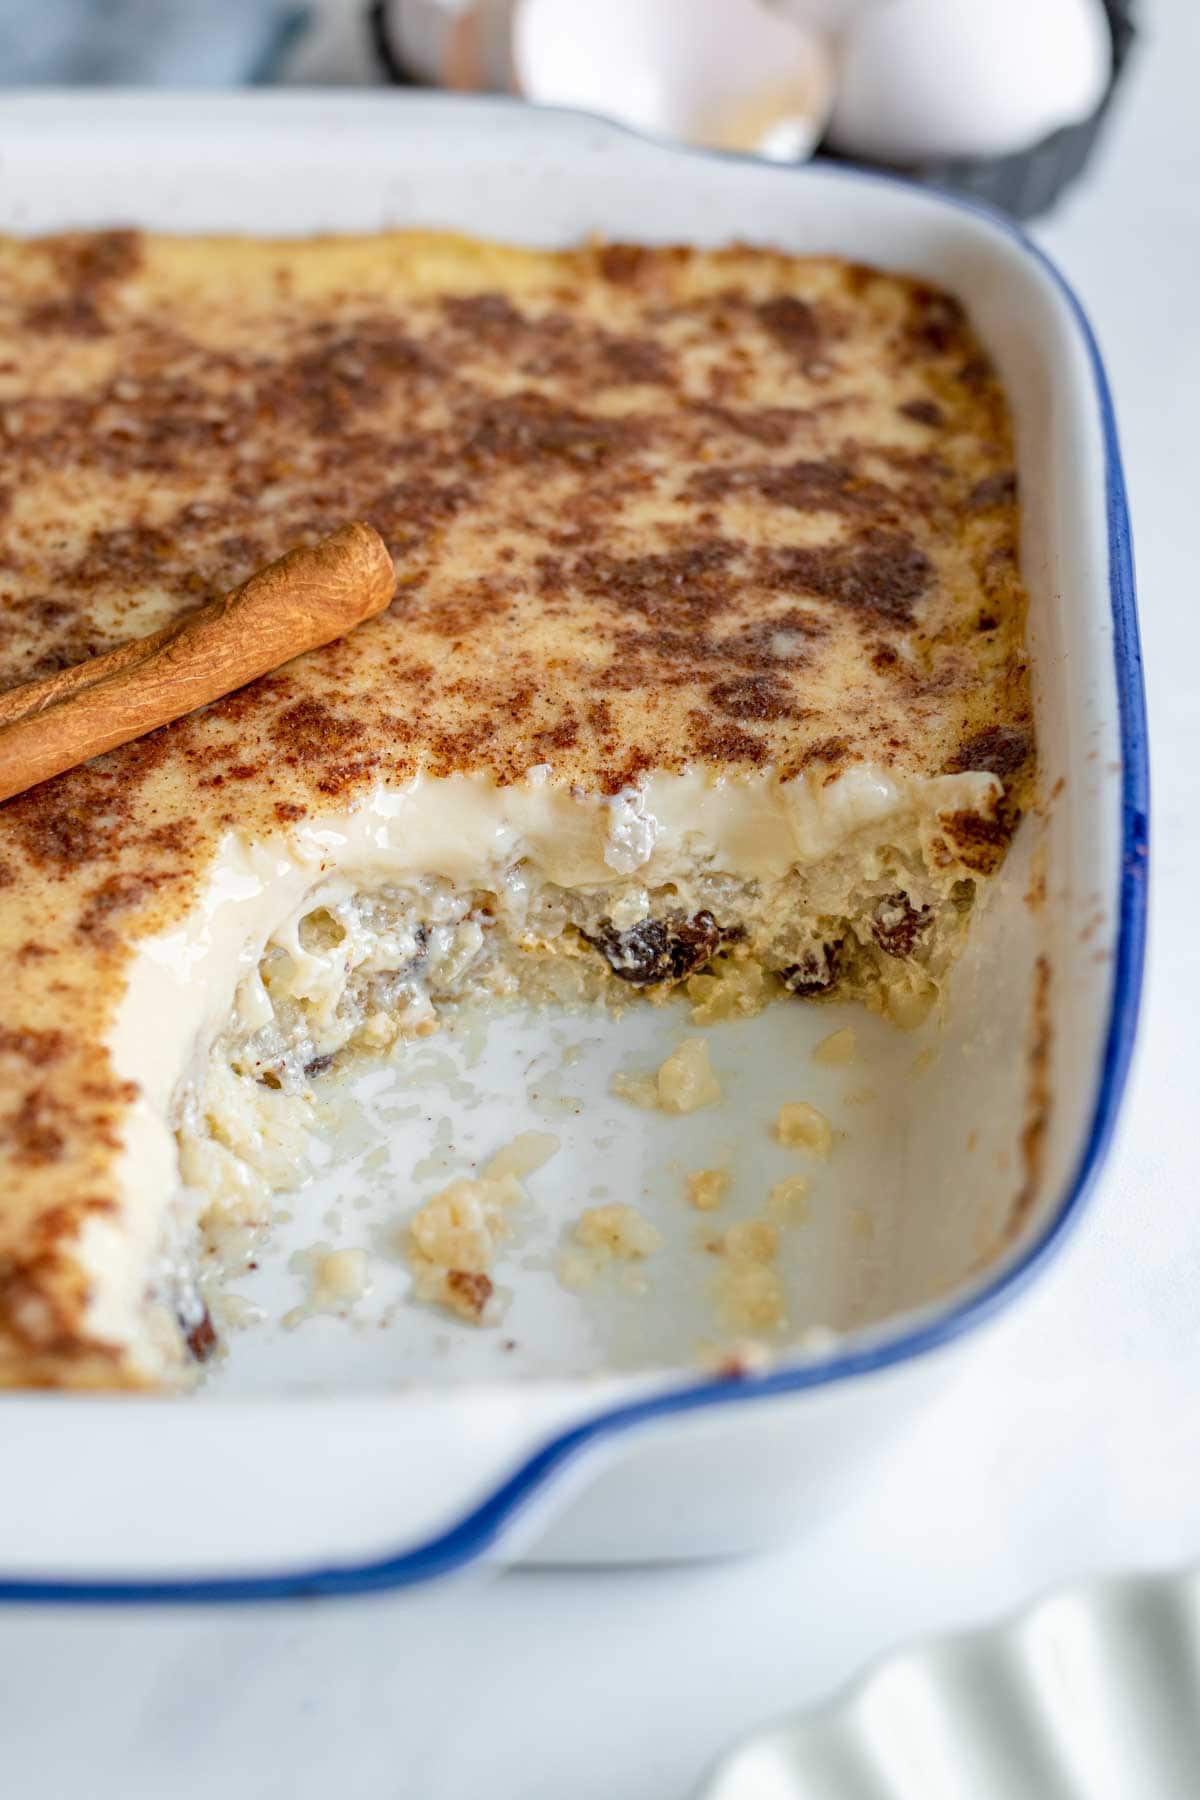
(6, 5, 1200, 1796)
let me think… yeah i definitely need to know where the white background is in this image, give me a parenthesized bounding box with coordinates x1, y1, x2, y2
(5, 3, 1200, 1795)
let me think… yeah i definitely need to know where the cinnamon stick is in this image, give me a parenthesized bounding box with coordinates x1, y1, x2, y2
(0, 522, 396, 803)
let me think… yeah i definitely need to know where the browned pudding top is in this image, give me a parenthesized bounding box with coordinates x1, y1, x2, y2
(0, 232, 1030, 815)
(0, 231, 1032, 1381)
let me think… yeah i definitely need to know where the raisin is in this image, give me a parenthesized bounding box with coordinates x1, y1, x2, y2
(304, 1053, 335, 1078)
(871, 892, 932, 958)
(583, 910, 741, 986)
(185, 1306, 217, 1362)
(780, 940, 843, 996)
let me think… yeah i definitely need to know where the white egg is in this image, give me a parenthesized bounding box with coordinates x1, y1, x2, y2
(826, 0, 1112, 163)
(514, 0, 834, 159)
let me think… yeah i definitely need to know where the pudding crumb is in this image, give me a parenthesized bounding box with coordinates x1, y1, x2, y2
(813, 1026, 856, 1066)
(483, 1130, 560, 1181)
(614, 1037, 722, 1114)
(767, 1175, 810, 1223)
(687, 1168, 730, 1212)
(406, 1172, 523, 1324)
(775, 1101, 833, 1157)
(283, 1243, 371, 1328)
(575, 1203, 663, 1259)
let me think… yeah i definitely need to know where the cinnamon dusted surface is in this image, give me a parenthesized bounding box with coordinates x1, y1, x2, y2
(0, 230, 1032, 1382)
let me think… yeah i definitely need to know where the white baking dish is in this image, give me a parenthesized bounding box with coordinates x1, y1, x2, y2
(0, 92, 1145, 1599)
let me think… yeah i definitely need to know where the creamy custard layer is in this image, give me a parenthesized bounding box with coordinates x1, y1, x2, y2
(0, 231, 1033, 1387)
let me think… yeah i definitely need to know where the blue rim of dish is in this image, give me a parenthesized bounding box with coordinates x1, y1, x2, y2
(0, 109, 1148, 1604)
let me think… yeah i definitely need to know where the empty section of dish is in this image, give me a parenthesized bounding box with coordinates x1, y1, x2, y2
(169, 806, 1040, 1395)
(155, 770, 1029, 1387)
